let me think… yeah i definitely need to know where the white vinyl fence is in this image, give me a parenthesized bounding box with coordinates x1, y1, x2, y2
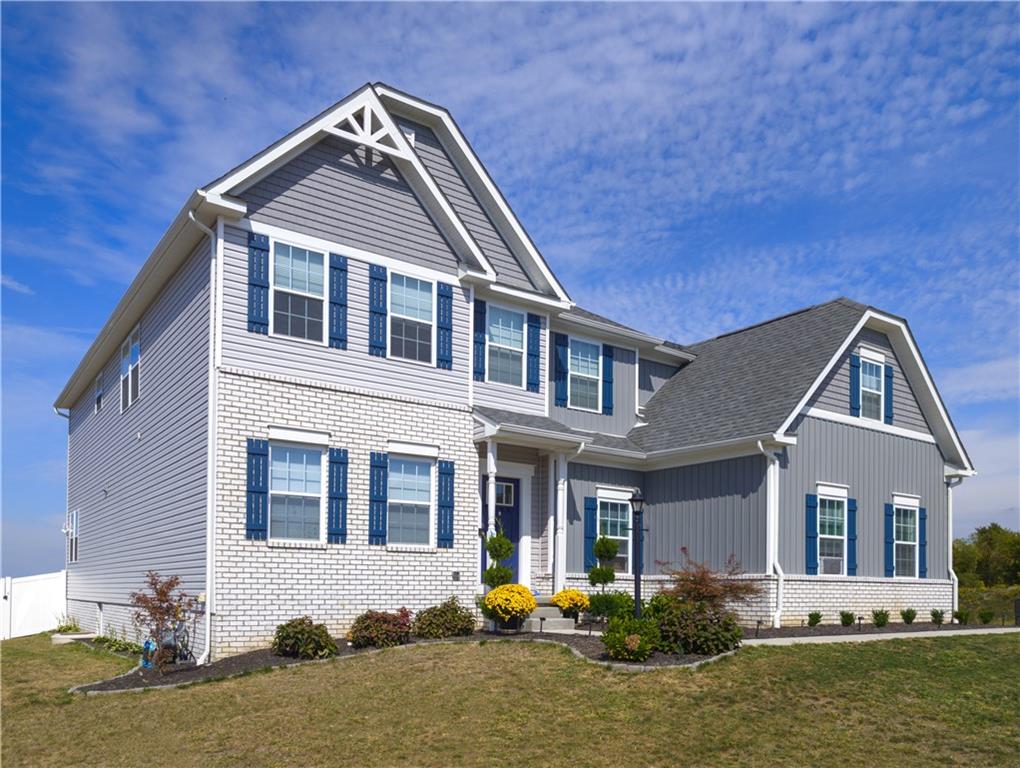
(1, 570, 66, 640)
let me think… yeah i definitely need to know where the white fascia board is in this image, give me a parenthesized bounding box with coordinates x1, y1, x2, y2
(642, 434, 778, 471)
(801, 407, 937, 444)
(653, 344, 697, 362)
(487, 283, 571, 311)
(376, 84, 571, 303)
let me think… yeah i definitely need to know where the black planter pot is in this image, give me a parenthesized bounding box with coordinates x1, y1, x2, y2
(496, 616, 525, 633)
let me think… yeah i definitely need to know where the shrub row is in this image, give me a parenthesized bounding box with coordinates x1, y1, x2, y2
(805, 608, 982, 627)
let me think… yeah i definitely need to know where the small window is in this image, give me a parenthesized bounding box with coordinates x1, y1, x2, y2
(486, 306, 525, 387)
(894, 506, 918, 577)
(67, 509, 79, 563)
(94, 374, 104, 414)
(388, 457, 433, 545)
(860, 358, 883, 421)
(598, 498, 630, 573)
(269, 444, 323, 542)
(818, 496, 846, 575)
(495, 481, 514, 507)
(390, 273, 433, 363)
(120, 326, 140, 411)
(568, 338, 600, 411)
(272, 242, 325, 342)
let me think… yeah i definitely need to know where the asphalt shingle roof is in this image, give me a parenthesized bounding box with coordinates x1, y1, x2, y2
(473, 407, 644, 453)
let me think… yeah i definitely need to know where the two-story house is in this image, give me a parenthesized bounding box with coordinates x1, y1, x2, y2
(55, 83, 974, 660)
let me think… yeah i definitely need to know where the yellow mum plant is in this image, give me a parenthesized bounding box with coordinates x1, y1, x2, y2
(550, 588, 590, 616)
(484, 584, 537, 622)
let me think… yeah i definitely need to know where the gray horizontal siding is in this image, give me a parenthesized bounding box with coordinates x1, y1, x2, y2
(645, 456, 767, 574)
(639, 358, 679, 408)
(398, 118, 537, 292)
(549, 342, 638, 435)
(66, 238, 210, 626)
(242, 135, 460, 275)
(220, 224, 471, 405)
(473, 311, 547, 416)
(566, 463, 644, 573)
(808, 328, 931, 434)
(779, 416, 948, 578)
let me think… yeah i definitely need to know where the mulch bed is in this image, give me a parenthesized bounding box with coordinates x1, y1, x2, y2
(749, 622, 1009, 639)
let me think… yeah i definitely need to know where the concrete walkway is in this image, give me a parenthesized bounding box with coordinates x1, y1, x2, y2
(742, 627, 1020, 646)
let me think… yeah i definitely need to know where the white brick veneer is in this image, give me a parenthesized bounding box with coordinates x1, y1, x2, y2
(212, 368, 480, 658)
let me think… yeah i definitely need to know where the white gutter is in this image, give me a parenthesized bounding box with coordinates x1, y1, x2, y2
(53, 407, 69, 419)
(946, 476, 964, 615)
(757, 440, 785, 628)
(187, 210, 218, 665)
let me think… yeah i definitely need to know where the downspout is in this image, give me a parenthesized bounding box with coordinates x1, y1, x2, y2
(188, 210, 218, 665)
(947, 476, 964, 615)
(757, 441, 784, 628)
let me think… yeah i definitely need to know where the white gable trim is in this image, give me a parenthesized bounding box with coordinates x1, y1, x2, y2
(376, 83, 572, 304)
(778, 309, 973, 471)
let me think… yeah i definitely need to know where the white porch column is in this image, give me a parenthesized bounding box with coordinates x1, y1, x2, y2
(485, 440, 498, 538)
(554, 452, 568, 594)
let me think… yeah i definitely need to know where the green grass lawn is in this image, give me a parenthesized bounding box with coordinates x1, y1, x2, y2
(2, 632, 1018, 767)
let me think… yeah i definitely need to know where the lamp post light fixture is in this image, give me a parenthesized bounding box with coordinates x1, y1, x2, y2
(630, 488, 645, 618)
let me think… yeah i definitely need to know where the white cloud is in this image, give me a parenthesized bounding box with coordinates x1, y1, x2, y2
(954, 429, 1020, 537)
(940, 357, 1020, 405)
(1, 275, 34, 295)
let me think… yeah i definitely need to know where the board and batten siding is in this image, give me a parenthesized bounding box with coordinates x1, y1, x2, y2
(549, 342, 639, 435)
(240, 135, 461, 276)
(66, 237, 210, 643)
(220, 224, 471, 406)
(473, 309, 547, 416)
(779, 415, 948, 577)
(566, 463, 644, 573)
(397, 118, 537, 292)
(808, 328, 931, 434)
(639, 357, 680, 408)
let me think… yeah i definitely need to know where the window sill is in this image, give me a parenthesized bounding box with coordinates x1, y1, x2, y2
(385, 544, 437, 554)
(267, 539, 328, 551)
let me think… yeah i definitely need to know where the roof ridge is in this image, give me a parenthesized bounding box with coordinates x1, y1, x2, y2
(692, 297, 864, 347)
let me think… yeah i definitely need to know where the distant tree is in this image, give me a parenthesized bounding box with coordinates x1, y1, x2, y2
(953, 524, 1020, 587)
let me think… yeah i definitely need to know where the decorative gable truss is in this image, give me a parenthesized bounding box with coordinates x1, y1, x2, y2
(321, 99, 412, 161)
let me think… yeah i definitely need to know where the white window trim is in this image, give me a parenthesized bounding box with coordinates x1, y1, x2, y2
(859, 346, 886, 363)
(386, 440, 439, 459)
(483, 301, 527, 391)
(817, 492, 847, 577)
(597, 485, 634, 575)
(268, 426, 330, 446)
(387, 271, 437, 368)
(893, 500, 920, 579)
(267, 441, 328, 545)
(67, 509, 79, 564)
(859, 351, 885, 423)
(893, 493, 920, 509)
(386, 454, 437, 548)
(119, 325, 140, 412)
(94, 374, 104, 414)
(567, 334, 602, 413)
(268, 238, 328, 346)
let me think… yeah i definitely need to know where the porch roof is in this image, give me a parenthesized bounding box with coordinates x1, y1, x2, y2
(472, 407, 645, 457)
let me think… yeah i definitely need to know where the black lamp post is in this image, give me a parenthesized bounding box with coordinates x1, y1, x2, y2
(630, 489, 645, 618)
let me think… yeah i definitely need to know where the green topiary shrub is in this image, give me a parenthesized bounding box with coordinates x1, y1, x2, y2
(930, 609, 945, 625)
(589, 591, 635, 621)
(953, 609, 971, 625)
(588, 566, 617, 591)
(807, 611, 822, 627)
(839, 610, 855, 627)
(272, 617, 338, 659)
(588, 536, 620, 592)
(900, 608, 917, 625)
(645, 594, 743, 656)
(872, 609, 890, 627)
(593, 536, 620, 564)
(349, 608, 412, 648)
(482, 565, 513, 589)
(601, 616, 660, 662)
(978, 609, 995, 625)
(482, 530, 515, 588)
(412, 598, 476, 638)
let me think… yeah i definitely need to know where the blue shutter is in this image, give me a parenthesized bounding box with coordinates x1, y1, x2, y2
(583, 496, 598, 570)
(601, 344, 614, 416)
(884, 364, 894, 424)
(554, 333, 569, 407)
(473, 299, 486, 381)
(436, 283, 453, 370)
(328, 254, 348, 350)
(918, 507, 927, 578)
(847, 497, 858, 576)
(884, 504, 895, 577)
(368, 452, 388, 545)
(368, 265, 387, 357)
(849, 354, 861, 417)
(437, 460, 455, 548)
(245, 439, 268, 540)
(526, 313, 541, 393)
(247, 232, 269, 334)
(805, 494, 818, 575)
(327, 448, 348, 544)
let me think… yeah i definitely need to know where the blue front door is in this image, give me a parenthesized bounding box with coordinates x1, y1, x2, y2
(481, 476, 521, 583)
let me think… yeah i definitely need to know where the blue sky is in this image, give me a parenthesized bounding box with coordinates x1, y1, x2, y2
(2, 3, 1018, 577)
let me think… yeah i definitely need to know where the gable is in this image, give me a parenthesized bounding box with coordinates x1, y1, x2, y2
(241, 135, 461, 274)
(806, 327, 933, 435)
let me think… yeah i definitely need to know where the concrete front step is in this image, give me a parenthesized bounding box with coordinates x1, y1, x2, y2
(522, 616, 576, 632)
(531, 605, 565, 619)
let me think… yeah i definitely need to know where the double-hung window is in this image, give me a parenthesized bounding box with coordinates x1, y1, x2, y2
(269, 444, 324, 542)
(487, 305, 525, 387)
(597, 492, 631, 573)
(390, 273, 433, 364)
(120, 326, 140, 411)
(272, 242, 325, 342)
(67, 509, 79, 563)
(818, 496, 846, 575)
(894, 504, 918, 577)
(94, 374, 104, 414)
(387, 457, 433, 545)
(860, 355, 884, 421)
(568, 338, 600, 411)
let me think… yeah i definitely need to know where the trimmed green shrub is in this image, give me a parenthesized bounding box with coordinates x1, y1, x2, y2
(593, 536, 620, 564)
(872, 609, 890, 628)
(588, 536, 619, 592)
(482, 565, 513, 589)
(349, 608, 412, 648)
(588, 566, 617, 591)
(588, 591, 635, 621)
(807, 611, 822, 627)
(646, 594, 743, 656)
(839, 610, 855, 627)
(602, 616, 660, 662)
(930, 609, 945, 625)
(978, 608, 995, 625)
(412, 598, 476, 638)
(953, 609, 971, 625)
(482, 531, 515, 588)
(272, 617, 337, 659)
(900, 608, 917, 625)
